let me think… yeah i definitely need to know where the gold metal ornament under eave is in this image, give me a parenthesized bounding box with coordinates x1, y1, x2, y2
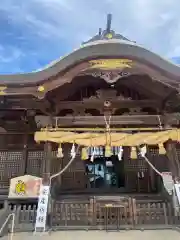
(0, 86, 7, 95)
(37, 85, 45, 92)
(88, 59, 133, 70)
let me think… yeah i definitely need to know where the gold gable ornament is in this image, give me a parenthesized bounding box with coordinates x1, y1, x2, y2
(89, 59, 133, 70)
(105, 33, 113, 39)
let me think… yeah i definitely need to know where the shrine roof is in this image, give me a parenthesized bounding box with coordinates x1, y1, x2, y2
(0, 14, 180, 87)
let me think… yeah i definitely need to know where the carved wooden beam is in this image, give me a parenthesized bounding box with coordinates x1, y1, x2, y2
(51, 114, 179, 127)
(0, 97, 161, 114)
(55, 100, 161, 113)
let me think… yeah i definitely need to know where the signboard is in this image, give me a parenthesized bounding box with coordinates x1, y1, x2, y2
(162, 172, 174, 195)
(35, 185, 50, 231)
(175, 183, 180, 205)
(89, 59, 133, 70)
(8, 175, 42, 199)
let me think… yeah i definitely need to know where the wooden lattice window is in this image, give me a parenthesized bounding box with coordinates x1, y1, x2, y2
(175, 143, 180, 163)
(149, 146, 159, 156)
(27, 151, 44, 177)
(125, 158, 148, 172)
(27, 150, 59, 177)
(0, 151, 8, 188)
(51, 151, 61, 175)
(0, 151, 8, 184)
(148, 146, 168, 172)
(0, 151, 24, 188)
(6, 151, 24, 178)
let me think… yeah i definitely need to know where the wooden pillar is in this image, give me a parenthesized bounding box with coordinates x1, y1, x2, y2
(23, 133, 28, 175)
(164, 117, 180, 178)
(166, 140, 180, 179)
(147, 148, 156, 192)
(42, 142, 52, 185)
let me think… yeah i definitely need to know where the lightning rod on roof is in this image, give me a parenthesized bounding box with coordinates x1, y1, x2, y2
(106, 14, 112, 33)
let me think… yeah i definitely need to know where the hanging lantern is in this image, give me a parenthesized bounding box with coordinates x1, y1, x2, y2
(158, 143, 166, 155)
(81, 147, 88, 160)
(118, 146, 123, 161)
(131, 147, 137, 159)
(105, 145, 113, 157)
(70, 143, 76, 158)
(140, 145, 147, 157)
(57, 143, 63, 158)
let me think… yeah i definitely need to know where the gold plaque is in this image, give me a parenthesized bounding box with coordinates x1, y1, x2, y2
(89, 59, 132, 70)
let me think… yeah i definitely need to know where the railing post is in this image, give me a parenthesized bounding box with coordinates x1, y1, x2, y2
(128, 197, 133, 228)
(14, 205, 21, 231)
(4, 200, 9, 210)
(9, 213, 15, 240)
(131, 198, 137, 227)
(0, 213, 15, 240)
(0, 201, 10, 237)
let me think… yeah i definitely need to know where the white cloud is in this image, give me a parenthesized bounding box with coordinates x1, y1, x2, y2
(0, 45, 23, 63)
(0, 0, 180, 72)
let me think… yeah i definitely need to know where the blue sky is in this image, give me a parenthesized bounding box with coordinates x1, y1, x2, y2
(0, 0, 180, 74)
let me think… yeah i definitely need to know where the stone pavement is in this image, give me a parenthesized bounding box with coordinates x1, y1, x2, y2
(2, 230, 180, 240)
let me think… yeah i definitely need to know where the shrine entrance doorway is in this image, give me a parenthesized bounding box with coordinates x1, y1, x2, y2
(85, 156, 125, 190)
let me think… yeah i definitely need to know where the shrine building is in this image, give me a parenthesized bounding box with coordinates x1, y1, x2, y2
(0, 14, 180, 230)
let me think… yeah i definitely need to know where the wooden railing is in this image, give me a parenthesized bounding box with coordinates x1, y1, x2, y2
(2, 197, 180, 232)
(50, 197, 180, 230)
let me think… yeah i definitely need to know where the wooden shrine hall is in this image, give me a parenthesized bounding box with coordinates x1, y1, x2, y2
(1, 14, 180, 230)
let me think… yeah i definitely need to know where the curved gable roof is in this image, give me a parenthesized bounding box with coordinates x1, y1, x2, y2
(0, 39, 180, 86)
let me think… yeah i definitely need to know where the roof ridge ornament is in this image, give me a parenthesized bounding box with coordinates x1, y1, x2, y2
(82, 14, 133, 44)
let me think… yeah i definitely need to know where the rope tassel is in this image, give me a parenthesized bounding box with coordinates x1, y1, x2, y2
(118, 146, 123, 161)
(70, 143, 76, 158)
(81, 147, 88, 160)
(57, 143, 64, 158)
(105, 145, 113, 157)
(158, 143, 166, 155)
(90, 147, 95, 162)
(140, 145, 147, 157)
(131, 147, 137, 159)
